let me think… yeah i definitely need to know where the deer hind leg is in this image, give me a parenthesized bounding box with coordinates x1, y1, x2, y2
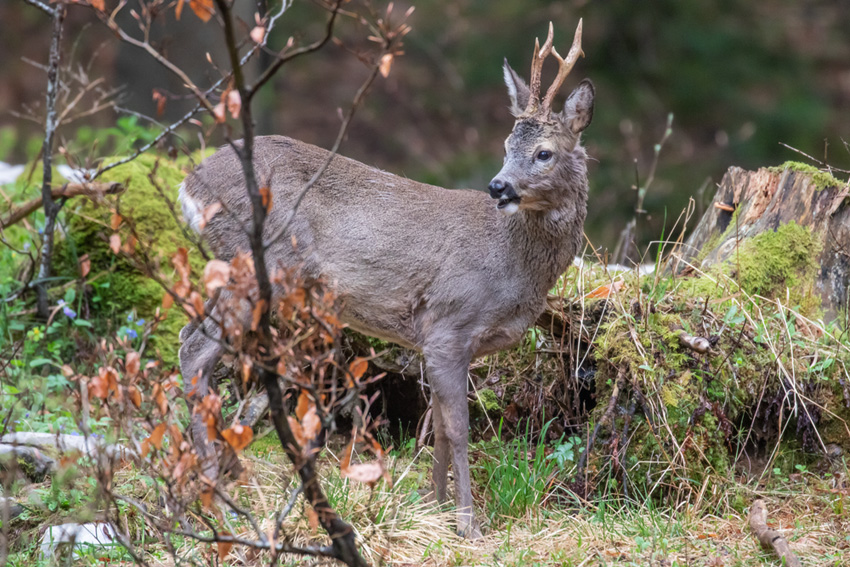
(431, 395, 450, 503)
(179, 291, 248, 482)
(425, 348, 483, 539)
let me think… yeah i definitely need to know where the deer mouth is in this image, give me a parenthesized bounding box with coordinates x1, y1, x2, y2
(497, 195, 521, 215)
(496, 195, 522, 211)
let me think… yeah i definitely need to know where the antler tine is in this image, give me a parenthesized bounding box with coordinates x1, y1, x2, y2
(524, 22, 556, 116)
(540, 19, 584, 116)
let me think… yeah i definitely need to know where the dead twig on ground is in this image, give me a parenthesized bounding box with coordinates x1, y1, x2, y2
(747, 499, 802, 567)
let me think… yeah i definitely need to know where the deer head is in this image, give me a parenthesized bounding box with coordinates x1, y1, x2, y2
(489, 20, 595, 215)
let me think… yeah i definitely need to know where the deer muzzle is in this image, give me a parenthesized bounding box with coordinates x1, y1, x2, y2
(488, 178, 521, 215)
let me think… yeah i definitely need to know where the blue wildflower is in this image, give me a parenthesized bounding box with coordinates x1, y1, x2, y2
(136, 319, 145, 326)
(57, 300, 76, 318)
(127, 313, 134, 323)
(126, 328, 138, 339)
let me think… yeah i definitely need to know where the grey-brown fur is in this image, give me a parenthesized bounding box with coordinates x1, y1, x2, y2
(178, 42, 594, 539)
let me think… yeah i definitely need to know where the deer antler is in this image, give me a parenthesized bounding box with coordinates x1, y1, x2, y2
(523, 20, 584, 118)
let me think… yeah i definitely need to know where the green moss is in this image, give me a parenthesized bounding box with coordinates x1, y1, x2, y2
(768, 161, 848, 191)
(687, 221, 821, 315)
(57, 153, 201, 365)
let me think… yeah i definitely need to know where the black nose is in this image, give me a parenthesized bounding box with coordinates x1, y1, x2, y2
(488, 179, 511, 199)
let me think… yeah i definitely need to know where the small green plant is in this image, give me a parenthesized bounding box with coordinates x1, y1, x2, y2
(480, 419, 558, 527)
(547, 435, 584, 470)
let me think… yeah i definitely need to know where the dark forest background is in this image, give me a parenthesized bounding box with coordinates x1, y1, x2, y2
(2, 0, 849, 253)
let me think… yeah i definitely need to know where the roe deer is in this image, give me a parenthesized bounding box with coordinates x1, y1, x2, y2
(178, 21, 593, 539)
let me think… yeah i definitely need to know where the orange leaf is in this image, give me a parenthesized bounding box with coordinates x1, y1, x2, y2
(217, 535, 232, 560)
(79, 254, 90, 278)
(149, 423, 167, 450)
(161, 293, 174, 310)
(109, 233, 121, 254)
(250, 299, 266, 332)
(349, 358, 368, 380)
(585, 280, 624, 299)
(125, 351, 140, 378)
(287, 416, 305, 446)
(259, 186, 271, 211)
(379, 53, 394, 78)
(200, 488, 215, 511)
(189, 0, 213, 22)
(152, 383, 168, 415)
(221, 424, 253, 452)
(89, 0, 105, 11)
(152, 89, 167, 117)
(122, 233, 137, 254)
(110, 212, 122, 230)
(203, 259, 231, 297)
(175, 0, 184, 19)
(295, 391, 312, 420)
(306, 507, 319, 534)
(128, 385, 142, 408)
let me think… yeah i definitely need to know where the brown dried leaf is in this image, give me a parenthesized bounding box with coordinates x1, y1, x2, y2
(212, 102, 226, 123)
(152, 88, 167, 117)
(125, 351, 140, 378)
(175, 0, 184, 19)
(152, 382, 168, 415)
(379, 53, 394, 78)
(109, 233, 121, 254)
(203, 259, 231, 297)
(287, 416, 305, 447)
(128, 385, 142, 408)
(226, 89, 241, 119)
(188, 291, 205, 318)
(342, 462, 385, 485)
(110, 212, 122, 230)
(585, 280, 624, 299)
(259, 186, 271, 211)
(89, 0, 105, 11)
(79, 254, 90, 278)
(306, 507, 319, 534)
(250, 299, 266, 332)
(221, 424, 253, 452)
(198, 202, 221, 230)
(122, 233, 137, 254)
(162, 292, 174, 310)
(217, 535, 233, 561)
(189, 0, 213, 22)
(250, 25, 265, 44)
(301, 406, 320, 444)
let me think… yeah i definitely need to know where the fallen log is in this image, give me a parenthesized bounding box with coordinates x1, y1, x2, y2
(0, 181, 124, 229)
(679, 163, 850, 319)
(748, 499, 802, 567)
(0, 444, 55, 481)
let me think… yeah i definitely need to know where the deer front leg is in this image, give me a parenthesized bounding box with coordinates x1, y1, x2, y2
(426, 350, 482, 540)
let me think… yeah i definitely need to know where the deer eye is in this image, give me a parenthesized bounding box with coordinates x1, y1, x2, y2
(536, 150, 553, 162)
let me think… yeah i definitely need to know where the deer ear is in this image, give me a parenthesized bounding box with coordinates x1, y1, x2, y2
(503, 59, 530, 117)
(560, 79, 595, 133)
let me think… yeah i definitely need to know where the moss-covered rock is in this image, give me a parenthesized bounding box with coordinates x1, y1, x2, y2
(57, 153, 203, 365)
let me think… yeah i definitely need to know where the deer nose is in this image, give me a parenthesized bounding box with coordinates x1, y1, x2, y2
(488, 179, 511, 199)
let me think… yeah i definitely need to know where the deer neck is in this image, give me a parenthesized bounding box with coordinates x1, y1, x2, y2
(505, 198, 586, 291)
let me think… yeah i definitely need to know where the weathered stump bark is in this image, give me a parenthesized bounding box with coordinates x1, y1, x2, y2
(681, 164, 850, 319)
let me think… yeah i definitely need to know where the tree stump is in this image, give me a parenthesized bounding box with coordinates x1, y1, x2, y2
(680, 163, 850, 319)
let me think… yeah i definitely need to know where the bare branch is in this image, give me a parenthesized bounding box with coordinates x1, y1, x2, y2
(0, 182, 124, 229)
(22, 0, 54, 17)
